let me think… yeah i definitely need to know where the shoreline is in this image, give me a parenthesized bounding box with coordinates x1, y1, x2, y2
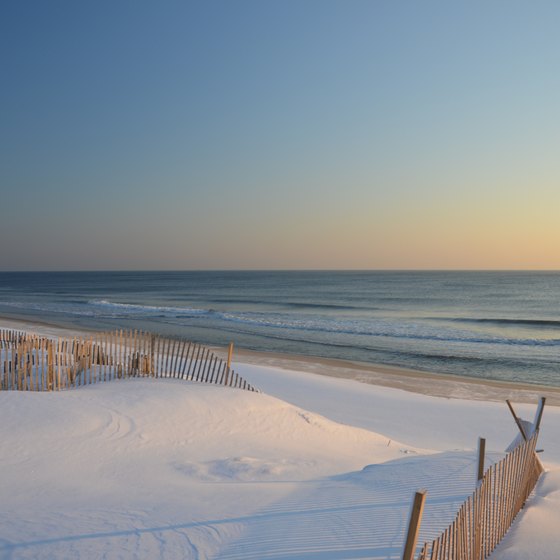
(2, 314, 559, 406)
(218, 345, 560, 406)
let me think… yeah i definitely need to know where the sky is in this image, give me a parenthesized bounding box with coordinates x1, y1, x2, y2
(1, 0, 559, 271)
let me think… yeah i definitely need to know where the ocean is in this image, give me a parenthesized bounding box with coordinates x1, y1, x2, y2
(0, 270, 558, 387)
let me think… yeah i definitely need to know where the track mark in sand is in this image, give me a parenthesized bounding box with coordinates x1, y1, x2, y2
(95, 406, 137, 442)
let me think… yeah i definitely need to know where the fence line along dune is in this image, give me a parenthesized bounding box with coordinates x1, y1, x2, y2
(0, 329, 257, 393)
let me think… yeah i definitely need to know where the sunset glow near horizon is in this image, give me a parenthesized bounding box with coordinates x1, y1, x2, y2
(1, 1, 559, 271)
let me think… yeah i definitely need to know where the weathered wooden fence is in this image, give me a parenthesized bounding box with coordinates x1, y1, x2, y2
(409, 431, 543, 560)
(0, 329, 257, 393)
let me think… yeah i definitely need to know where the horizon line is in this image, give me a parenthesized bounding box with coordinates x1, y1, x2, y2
(1, 268, 559, 273)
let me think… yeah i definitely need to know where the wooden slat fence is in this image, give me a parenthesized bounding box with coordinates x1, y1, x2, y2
(0, 329, 257, 393)
(414, 431, 543, 560)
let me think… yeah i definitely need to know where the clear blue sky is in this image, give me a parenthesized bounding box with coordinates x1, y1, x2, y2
(1, 1, 559, 270)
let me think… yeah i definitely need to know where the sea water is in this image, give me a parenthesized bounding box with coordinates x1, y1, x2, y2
(0, 270, 559, 387)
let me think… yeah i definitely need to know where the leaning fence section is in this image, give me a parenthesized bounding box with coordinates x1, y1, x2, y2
(413, 431, 543, 560)
(0, 329, 257, 393)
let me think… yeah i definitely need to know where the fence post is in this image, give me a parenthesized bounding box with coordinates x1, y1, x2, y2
(477, 437, 486, 484)
(224, 342, 234, 386)
(403, 490, 427, 560)
(150, 334, 155, 376)
(47, 339, 54, 391)
(227, 342, 234, 370)
(534, 397, 546, 433)
(506, 400, 528, 441)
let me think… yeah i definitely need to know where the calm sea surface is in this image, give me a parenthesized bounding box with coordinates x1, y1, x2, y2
(0, 271, 559, 387)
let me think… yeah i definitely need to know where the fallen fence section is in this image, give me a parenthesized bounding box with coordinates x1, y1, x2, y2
(0, 329, 257, 393)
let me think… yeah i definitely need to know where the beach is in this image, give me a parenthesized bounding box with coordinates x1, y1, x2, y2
(5, 2, 560, 557)
(3, 314, 560, 406)
(1, 318, 559, 558)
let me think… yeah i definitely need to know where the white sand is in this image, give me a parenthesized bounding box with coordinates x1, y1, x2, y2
(0, 320, 558, 559)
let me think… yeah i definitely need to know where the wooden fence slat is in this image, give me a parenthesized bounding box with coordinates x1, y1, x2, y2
(502, 450, 511, 539)
(430, 538, 439, 560)
(135, 329, 139, 377)
(18, 340, 24, 391)
(186, 342, 197, 380)
(22, 341, 27, 391)
(74, 338, 79, 387)
(188, 345, 200, 380)
(99, 333, 104, 382)
(65, 339, 70, 388)
(181, 341, 191, 379)
(159, 335, 165, 377)
(459, 503, 466, 560)
(139, 330, 145, 376)
(169, 338, 175, 379)
(143, 331, 148, 376)
(117, 329, 122, 379)
(161, 336, 169, 377)
(104, 333, 109, 382)
(94, 334, 99, 384)
(103, 333, 111, 381)
(132, 330, 137, 377)
(151, 334, 157, 377)
(516, 437, 534, 513)
(196, 347, 207, 382)
(201, 351, 210, 383)
(105, 332, 110, 381)
(56, 338, 62, 390)
(122, 329, 127, 378)
(177, 340, 186, 379)
(28, 340, 34, 392)
(203, 352, 213, 383)
(132, 329, 137, 377)
(83, 337, 88, 385)
(174, 338, 182, 378)
(184, 341, 192, 378)
(166, 336, 173, 377)
(483, 472, 490, 558)
(497, 457, 505, 543)
(202, 354, 211, 383)
(489, 464, 496, 552)
(218, 360, 227, 385)
(40, 337, 45, 390)
(180, 342, 191, 379)
(148, 334, 154, 376)
(111, 331, 115, 380)
(508, 444, 522, 527)
(200, 347, 210, 382)
(209, 356, 218, 383)
(192, 346, 202, 381)
(210, 356, 220, 384)
(159, 334, 165, 377)
(172, 339, 181, 378)
(145, 331, 150, 376)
